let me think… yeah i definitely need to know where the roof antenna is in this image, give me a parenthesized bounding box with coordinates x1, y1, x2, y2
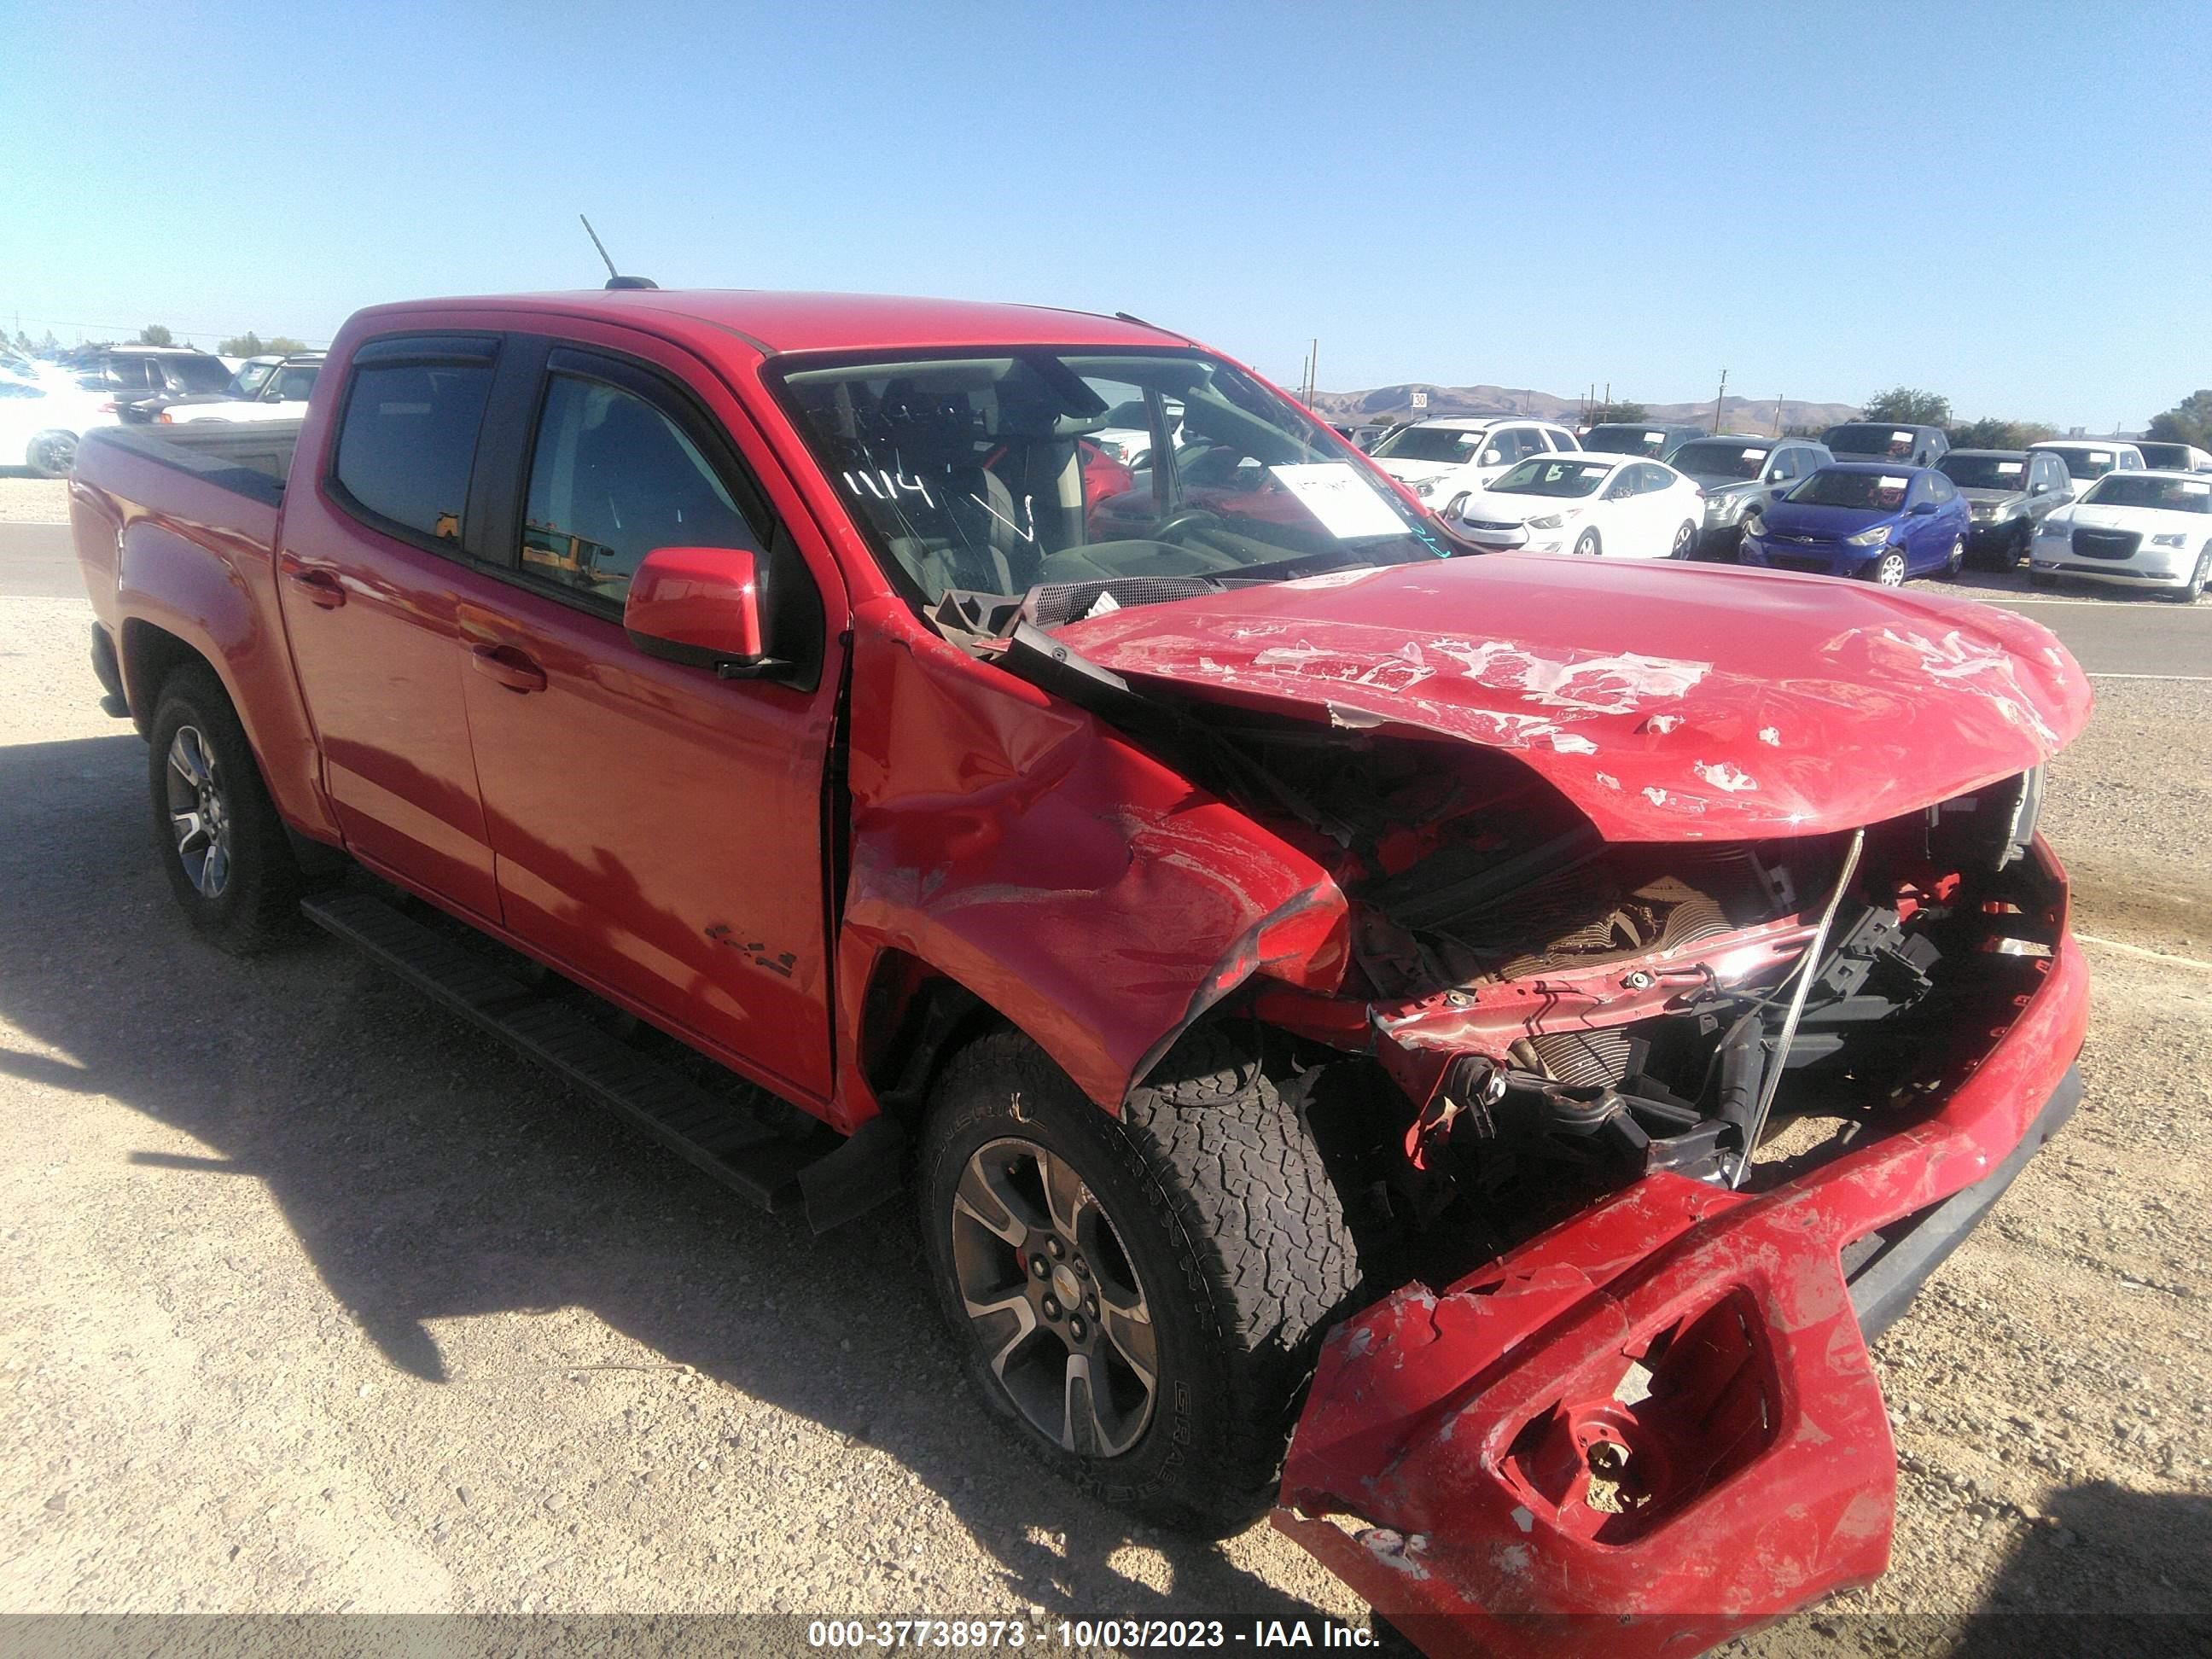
(579, 214, 657, 291)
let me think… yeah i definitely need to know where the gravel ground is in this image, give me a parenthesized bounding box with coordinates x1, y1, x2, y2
(0, 478, 70, 522)
(1, 591, 2206, 1650)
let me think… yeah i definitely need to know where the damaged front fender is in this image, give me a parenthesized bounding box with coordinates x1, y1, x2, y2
(836, 598, 1348, 1112)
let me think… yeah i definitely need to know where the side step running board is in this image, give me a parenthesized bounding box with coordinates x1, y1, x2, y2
(300, 888, 822, 1213)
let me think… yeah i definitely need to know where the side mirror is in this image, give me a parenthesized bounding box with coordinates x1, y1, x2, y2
(623, 545, 782, 678)
(1907, 502, 1937, 516)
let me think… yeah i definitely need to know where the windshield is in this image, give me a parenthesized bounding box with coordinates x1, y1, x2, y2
(1825, 424, 1921, 459)
(1583, 426, 1668, 457)
(2133, 443, 2193, 469)
(1786, 469, 1912, 511)
(2082, 474, 2211, 512)
(1371, 424, 1483, 463)
(1938, 454, 2028, 490)
(1670, 439, 1768, 481)
(774, 349, 1443, 606)
(2041, 445, 2119, 480)
(1488, 457, 1614, 498)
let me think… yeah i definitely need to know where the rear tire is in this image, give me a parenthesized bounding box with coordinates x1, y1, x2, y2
(1942, 536, 1965, 579)
(147, 664, 305, 954)
(917, 1026, 1359, 1535)
(1669, 520, 1697, 560)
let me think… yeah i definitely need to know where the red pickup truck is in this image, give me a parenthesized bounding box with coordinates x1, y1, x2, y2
(72, 288, 2092, 1653)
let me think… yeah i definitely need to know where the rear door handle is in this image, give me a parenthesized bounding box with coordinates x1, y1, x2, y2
(278, 553, 346, 608)
(470, 643, 548, 694)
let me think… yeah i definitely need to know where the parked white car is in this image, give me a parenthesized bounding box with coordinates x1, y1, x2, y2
(2026, 439, 2146, 500)
(1369, 416, 1580, 504)
(2030, 470, 2212, 600)
(159, 354, 323, 424)
(0, 370, 119, 476)
(1441, 452, 1705, 560)
(1088, 397, 1182, 469)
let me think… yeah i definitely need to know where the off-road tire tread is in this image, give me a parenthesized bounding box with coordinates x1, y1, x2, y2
(1118, 1024, 1360, 1508)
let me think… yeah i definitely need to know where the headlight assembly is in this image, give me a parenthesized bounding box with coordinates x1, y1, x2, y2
(2151, 533, 2189, 548)
(1847, 525, 1892, 546)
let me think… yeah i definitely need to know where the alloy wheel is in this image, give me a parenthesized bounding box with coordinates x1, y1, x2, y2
(1874, 551, 1907, 587)
(948, 1135, 1158, 1458)
(27, 431, 76, 477)
(1671, 521, 1696, 559)
(1945, 536, 1965, 577)
(165, 725, 233, 899)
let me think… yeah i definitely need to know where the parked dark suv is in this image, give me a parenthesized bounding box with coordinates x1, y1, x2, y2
(1823, 422, 1951, 467)
(1580, 421, 1707, 461)
(74, 349, 236, 422)
(1936, 450, 2072, 568)
(1669, 433, 1833, 558)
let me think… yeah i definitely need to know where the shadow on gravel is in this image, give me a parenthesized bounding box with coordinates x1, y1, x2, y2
(1941, 1481, 2212, 1656)
(0, 733, 1324, 1621)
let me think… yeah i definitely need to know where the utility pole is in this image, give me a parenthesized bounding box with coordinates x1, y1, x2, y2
(1773, 393, 1784, 438)
(1712, 368, 1729, 434)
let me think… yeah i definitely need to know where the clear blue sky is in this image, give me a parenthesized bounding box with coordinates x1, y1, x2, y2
(3, 0, 2204, 429)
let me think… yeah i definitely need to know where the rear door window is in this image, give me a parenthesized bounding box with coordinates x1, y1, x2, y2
(332, 337, 499, 548)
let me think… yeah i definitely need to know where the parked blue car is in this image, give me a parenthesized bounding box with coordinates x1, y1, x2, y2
(1738, 462, 1970, 586)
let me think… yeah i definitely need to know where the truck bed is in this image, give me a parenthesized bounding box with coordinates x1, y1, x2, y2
(81, 419, 302, 508)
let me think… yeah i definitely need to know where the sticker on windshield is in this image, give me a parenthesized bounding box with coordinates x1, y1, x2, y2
(1742, 448, 1765, 461)
(1879, 476, 1909, 491)
(2183, 480, 2210, 495)
(1891, 432, 1912, 443)
(1998, 462, 2023, 474)
(1644, 432, 1664, 442)
(2088, 451, 2112, 463)
(1269, 463, 1406, 538)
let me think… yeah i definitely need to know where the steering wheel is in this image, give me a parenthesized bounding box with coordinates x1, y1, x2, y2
(1153, 507, 1228, 544)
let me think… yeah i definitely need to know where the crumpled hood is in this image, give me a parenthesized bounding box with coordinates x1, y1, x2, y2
(1052, 556, 2092, 841)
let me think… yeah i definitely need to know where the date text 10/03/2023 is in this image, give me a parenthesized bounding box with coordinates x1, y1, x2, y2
(806, 1620, 1379, 1649)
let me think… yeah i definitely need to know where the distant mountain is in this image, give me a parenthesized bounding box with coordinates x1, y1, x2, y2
(1311, 382, 1860, 436)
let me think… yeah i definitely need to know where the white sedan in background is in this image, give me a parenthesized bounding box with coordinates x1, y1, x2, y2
(1441, 452, 1705, 560)
(2031, 470, 2212, 600)
(0, 370, 118, 476)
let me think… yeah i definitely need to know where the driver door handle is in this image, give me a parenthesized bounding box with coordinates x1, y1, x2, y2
(278, 553, 346, 608)
(469, 643, 548, 694)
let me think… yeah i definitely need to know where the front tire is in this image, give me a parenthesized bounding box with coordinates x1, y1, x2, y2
(2010, 521, 2034, 569)
(147, 664, 306, 954)
(1870, 550, 1908, 587)
(917, 1027, 1359, 1534)
(2168, 549, 2209, 603)
(1572, 529, 1602, 557)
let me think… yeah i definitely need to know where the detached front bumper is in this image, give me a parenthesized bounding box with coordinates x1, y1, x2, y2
(1274, 931, 2090, 1658)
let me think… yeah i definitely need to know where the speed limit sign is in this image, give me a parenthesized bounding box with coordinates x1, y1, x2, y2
(1411, 390, 1429, 410)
